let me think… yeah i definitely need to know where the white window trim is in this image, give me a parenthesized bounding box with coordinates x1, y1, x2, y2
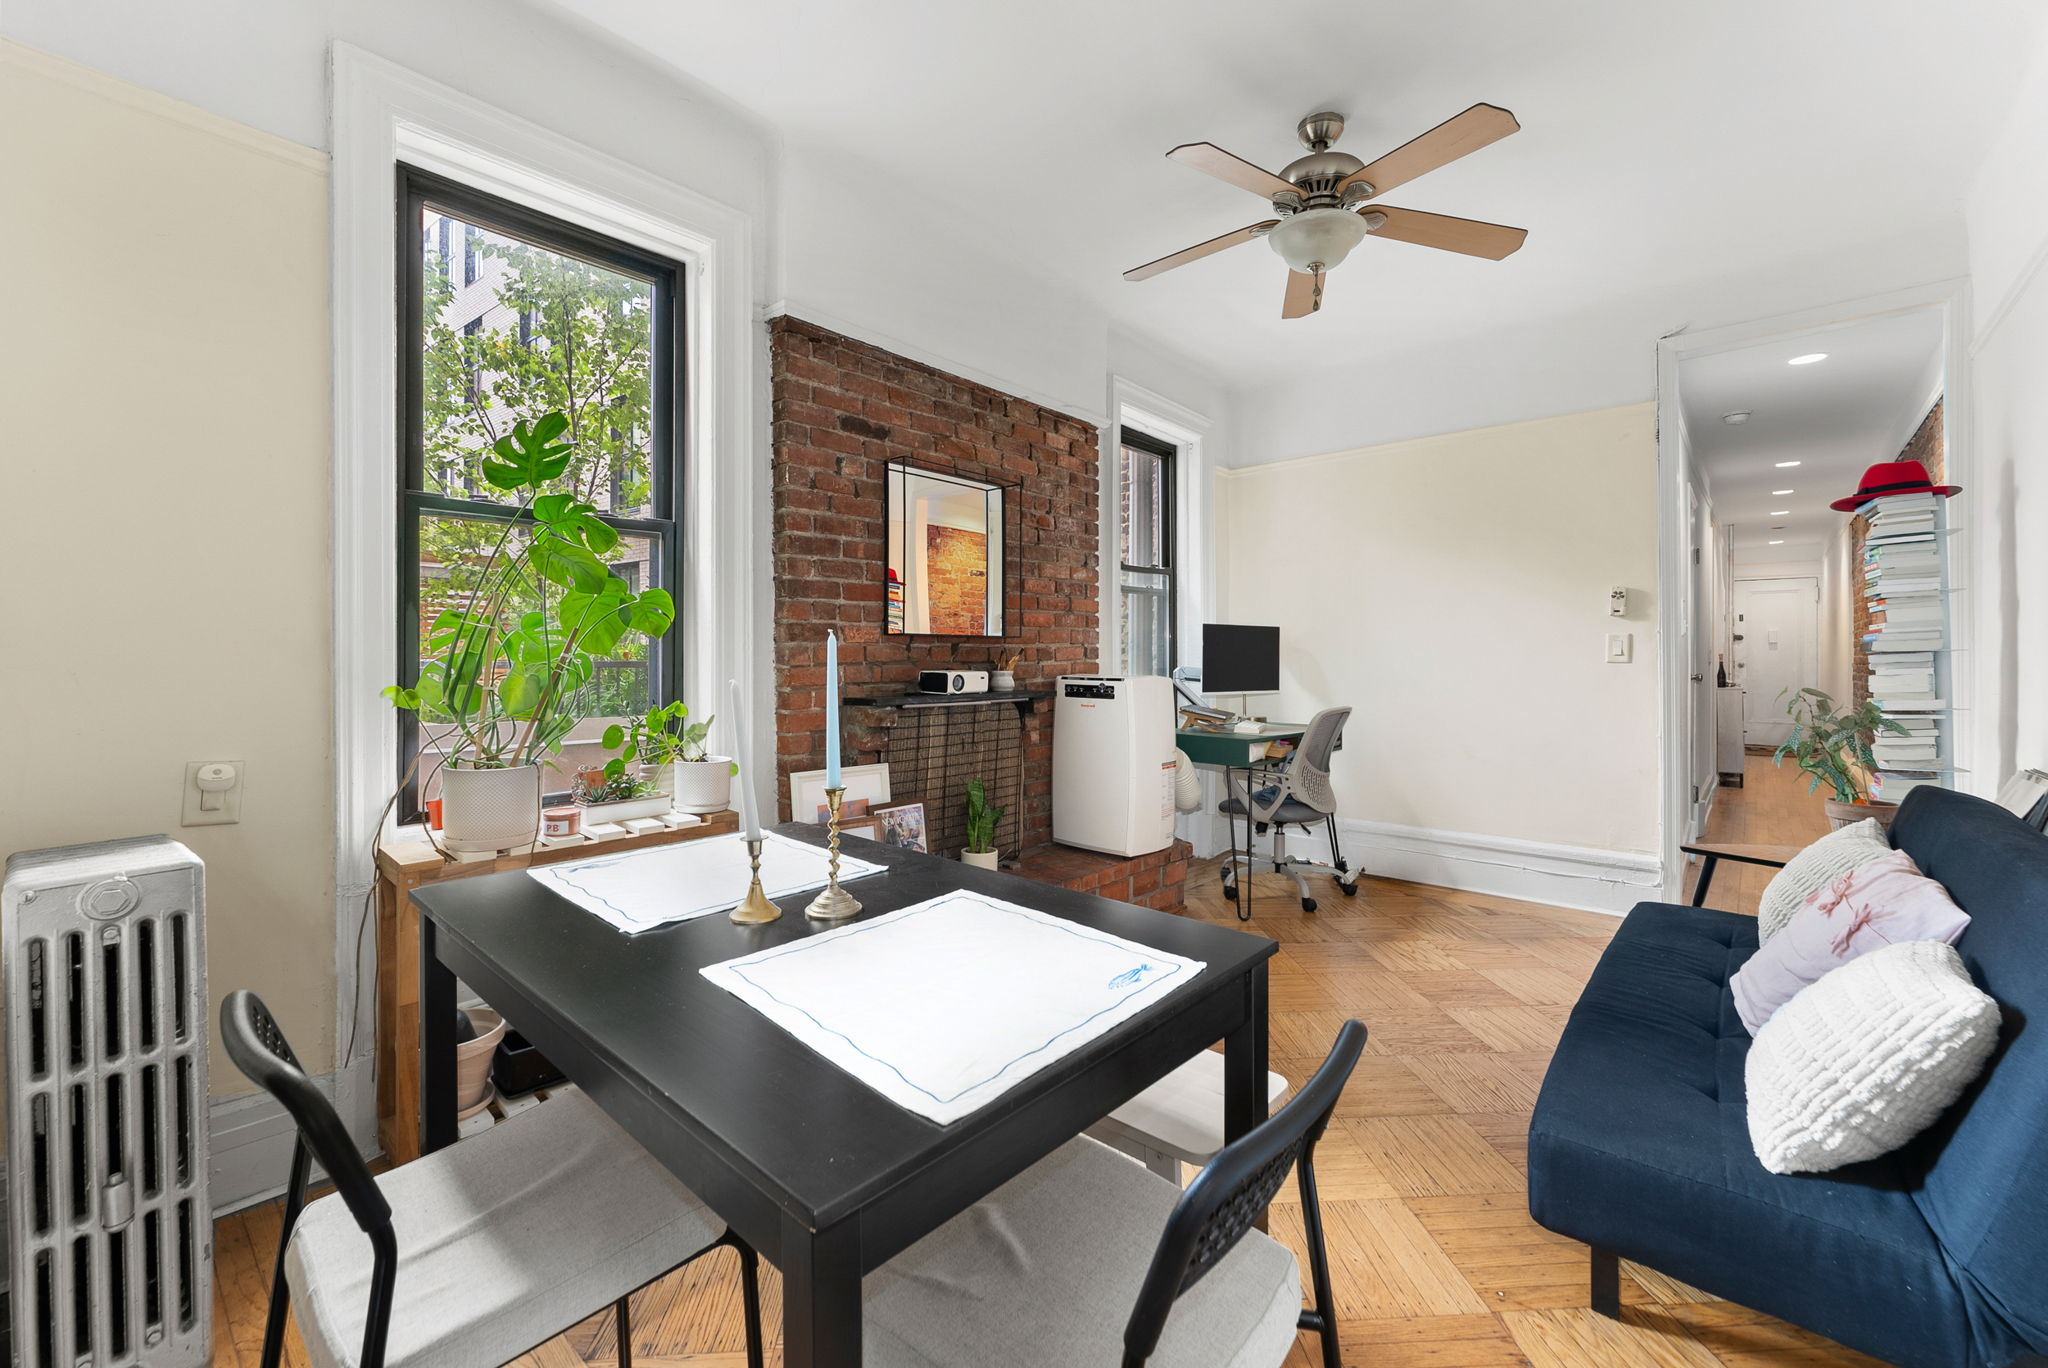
(1101, 378, 1216, 680)
(329, 44, 761, 1141)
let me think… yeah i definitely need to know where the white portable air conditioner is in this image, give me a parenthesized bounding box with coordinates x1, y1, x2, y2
(5, 835, 211, 1368)
(1053, 675, 1177, 858)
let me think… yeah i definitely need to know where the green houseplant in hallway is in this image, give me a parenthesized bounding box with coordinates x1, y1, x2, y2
(384, 412, 676, 851)
(961, 776, 1004, 870)
(1773, 687, 1909, 831)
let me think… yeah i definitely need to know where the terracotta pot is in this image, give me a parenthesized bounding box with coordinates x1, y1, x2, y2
(1823, 798, 1900, 832)
(439, 763, 543, 853)
(455, 1007, 506, 1117)
(961, 848, 1000, 871)
(672, 757, 734, 814)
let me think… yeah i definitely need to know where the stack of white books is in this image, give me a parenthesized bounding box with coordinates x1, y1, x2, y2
(1861, 495, 1945, 653)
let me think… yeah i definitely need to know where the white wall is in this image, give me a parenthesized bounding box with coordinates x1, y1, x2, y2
(1214, 403, 1662, 910)
(0, 48, 336, 1099)
(1966, 23, 2048, 791)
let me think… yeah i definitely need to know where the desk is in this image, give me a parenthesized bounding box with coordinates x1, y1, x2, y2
(412, 823, 1276, 1368)
(1175, 723, 1308, 769)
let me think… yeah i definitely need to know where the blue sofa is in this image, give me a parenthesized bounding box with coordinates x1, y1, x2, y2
(1528, 787, 2048, 1368)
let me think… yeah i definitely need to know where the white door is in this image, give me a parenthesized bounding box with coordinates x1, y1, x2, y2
(1688, 488, 1716, 832)
(1733, 577, 1819, 747)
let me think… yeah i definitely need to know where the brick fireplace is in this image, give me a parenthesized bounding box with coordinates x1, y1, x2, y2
(769, 316, 1100, 855)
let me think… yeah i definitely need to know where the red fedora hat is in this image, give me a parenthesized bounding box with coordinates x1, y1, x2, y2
(1830, 459, 1961, 512)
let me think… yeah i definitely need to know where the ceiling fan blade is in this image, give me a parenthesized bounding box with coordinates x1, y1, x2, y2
(1341, 103, 1520, 198)
(1365, 205, 1528, 260)
(1167, 143, 1297, 199)
(1282, 269, 1322, 319)
(1124, 221, 1278, 282)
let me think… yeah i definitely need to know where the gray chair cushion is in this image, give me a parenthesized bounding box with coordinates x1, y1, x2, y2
(1218, 795, 1325, 825)
(864, 1136, 1302, 1367)
(286, 1089, 726, 1368)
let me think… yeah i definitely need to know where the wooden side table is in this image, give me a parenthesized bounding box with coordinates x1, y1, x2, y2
(373, 810, 738, 1162)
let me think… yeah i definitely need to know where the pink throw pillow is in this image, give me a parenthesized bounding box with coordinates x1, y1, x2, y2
(1731, 850, 1969, 1035)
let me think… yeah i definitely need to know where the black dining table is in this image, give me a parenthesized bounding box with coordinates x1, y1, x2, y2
(412, 822, 1277, 1368)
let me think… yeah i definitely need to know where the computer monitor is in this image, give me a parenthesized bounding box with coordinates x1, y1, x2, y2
(1201, 624, 1280, 695)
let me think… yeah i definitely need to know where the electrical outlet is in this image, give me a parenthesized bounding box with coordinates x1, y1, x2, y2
(1605, 632, 1633, 664)
(182, 760, 244, 826)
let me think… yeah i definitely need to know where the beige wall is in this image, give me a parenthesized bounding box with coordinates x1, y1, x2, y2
(1217, 403, 1662, 855)
(0, 46, 336, 1104)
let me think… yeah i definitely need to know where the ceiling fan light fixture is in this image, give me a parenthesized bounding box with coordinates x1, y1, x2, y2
(1268, 207, 1369, 274)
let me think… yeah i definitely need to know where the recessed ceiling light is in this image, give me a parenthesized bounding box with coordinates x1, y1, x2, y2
(1722, 411, 1752, 425)
(1775, 460, 1801, 468)
(1769, 539, 1785, 545)
(1770, 509, 1790, 516)
(1773, 488, 1795, 495)
(1788, 352, 1828, 366)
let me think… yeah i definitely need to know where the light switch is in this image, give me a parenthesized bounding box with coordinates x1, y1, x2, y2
(1605, 632, 1633, 664)
(182, 760, 244, 826)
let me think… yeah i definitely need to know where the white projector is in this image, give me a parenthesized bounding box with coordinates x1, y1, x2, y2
(920, 669, 989, 695)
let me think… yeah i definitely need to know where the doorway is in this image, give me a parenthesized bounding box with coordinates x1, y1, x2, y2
(1731, 577, 1819, 746)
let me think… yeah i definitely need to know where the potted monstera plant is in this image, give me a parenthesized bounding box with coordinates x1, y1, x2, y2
(384, 412, 676, 851)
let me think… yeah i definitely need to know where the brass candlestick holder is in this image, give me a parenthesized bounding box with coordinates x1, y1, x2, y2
(805, 786, 864, 922)
(729, 836, 782, 924)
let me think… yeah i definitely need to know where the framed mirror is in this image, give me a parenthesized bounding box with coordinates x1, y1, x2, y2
(886, 462, 1008, 636)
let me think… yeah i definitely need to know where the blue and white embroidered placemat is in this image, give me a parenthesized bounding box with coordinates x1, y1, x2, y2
(701, 891, 1206, 1124)
(530, 831, 885, 933)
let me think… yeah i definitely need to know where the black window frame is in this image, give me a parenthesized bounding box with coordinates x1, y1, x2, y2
(1118, 425, 1178, 676)
(396, 165, 687, 821)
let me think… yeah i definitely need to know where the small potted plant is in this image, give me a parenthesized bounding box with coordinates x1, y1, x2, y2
(1773, 687, 1910, 830)
(961, 776, 1004, 870)
(383, 412, 676, 851)
(571, 764, 672, 825)
(603, 702, 732, 813)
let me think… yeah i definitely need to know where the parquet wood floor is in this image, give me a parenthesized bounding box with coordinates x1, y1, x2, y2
(211, 754, 1882, 1367)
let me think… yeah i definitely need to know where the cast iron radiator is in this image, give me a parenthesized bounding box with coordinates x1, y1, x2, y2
(5, 835, 211, 1368)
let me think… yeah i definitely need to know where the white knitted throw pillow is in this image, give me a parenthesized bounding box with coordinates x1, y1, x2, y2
(1746, 940, 2000, 1175)
(1756, 818, 1891, 941)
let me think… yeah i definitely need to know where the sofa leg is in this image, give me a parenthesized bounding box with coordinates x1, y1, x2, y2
(1590, 1246, 1621, 1319)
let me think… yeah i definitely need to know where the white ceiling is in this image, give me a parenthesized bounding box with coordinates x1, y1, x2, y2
(1681, 307, 1945, 562)
(542, 0, 2041, 433)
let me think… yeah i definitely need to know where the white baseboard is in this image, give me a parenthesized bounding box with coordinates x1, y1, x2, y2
(1222, 815, 1663, 916)
(208, 1057, 380, 1217)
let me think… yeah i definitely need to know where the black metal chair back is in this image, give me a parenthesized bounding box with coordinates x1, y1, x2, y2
(1121, 1020, 1366, 1368)
(219, 990, 398, 1368)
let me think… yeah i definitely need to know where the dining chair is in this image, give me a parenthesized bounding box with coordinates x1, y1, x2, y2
(1087, 1049, 1290, 1180)
(864, 1020, 1366, 1368)
(219, 990, 764, 1368)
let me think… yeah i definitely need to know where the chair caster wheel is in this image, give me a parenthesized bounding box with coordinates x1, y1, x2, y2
(1222, 882, 1237, 903)
(1301, 897, 1318, 913)
(1338, 879, 1358, 897)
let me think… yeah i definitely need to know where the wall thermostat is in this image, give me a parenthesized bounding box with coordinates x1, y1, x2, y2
(1609, 587, 1629, 617)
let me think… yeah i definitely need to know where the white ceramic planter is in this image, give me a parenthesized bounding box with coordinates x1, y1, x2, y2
(440, 763, 543, 853)
(455, 1007, 506, 1118)
(962, 849, 1000, 871)
(578, 793, 675, 824)
(672, 756, 734, 813)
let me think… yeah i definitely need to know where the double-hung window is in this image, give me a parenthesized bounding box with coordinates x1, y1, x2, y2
(1118, 426, 1177, 677)
(398, 167, 685, 815)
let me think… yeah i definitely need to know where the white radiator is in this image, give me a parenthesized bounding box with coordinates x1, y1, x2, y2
(5, 836, 211, 1368)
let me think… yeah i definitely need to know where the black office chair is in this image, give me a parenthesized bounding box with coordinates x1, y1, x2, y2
(1220, 705, 1357, 916)
(219, 990, 763, 1368)
(861, 1020, 1367, 1368)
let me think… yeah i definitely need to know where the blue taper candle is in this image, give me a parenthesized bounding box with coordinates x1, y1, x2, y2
(825, 630, 841, 789)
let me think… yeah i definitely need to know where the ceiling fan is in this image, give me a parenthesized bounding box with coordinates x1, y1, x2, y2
(1125, 104, 1529, 318)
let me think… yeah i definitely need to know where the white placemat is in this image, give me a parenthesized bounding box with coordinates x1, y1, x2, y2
(530, 831, 885, 933)
(701, 890, 1206, 1124)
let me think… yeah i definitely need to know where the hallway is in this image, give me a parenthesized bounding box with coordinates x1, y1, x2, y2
(1685, 749, 1832, 915)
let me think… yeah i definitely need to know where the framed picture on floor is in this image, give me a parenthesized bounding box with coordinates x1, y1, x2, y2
(839, 818, 881, 841)
(873, 801, 928, 853)
(790, 763, 891, 823)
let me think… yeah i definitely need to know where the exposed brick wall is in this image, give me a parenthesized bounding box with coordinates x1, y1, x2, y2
(1013, 839, 1194, 912)
(770, 316, 1101, 852)
(1851, 400, 1944, 708)
(923, 525, 988, 634)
